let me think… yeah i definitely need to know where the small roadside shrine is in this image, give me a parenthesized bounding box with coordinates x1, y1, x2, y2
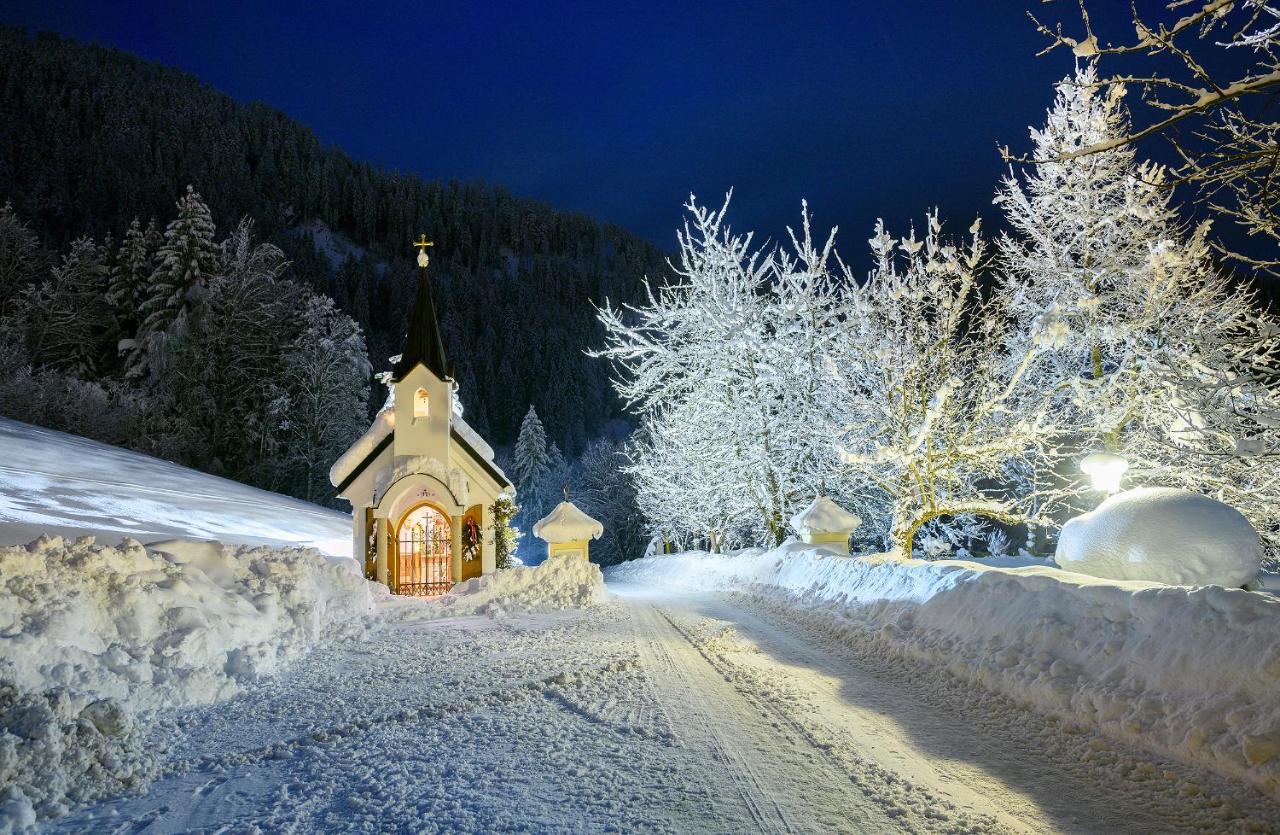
(328, 235, 513, 596)
(534, 499, 604, 562)
(790, 497, 861, 555)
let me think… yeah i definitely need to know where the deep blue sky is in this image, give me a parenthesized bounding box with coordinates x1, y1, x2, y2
(3, 1, 1155, 250)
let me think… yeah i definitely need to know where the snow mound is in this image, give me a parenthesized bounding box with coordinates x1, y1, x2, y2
(0, 535, 374, 825)
(1056, 487, 1262, 587)
(384, 554, 606, 621)
(609, 543, 1280, 797)
(0, 536, 374, 712)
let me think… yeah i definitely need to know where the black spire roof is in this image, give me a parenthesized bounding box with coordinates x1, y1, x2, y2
(392, 256, 449, 382)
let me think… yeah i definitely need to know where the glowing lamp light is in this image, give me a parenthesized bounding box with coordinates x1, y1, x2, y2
(1080, 452, 1129, 493)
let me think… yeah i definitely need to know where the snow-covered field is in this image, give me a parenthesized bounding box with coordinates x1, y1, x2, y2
(0, 417, 351, 556)
(611, 543, 1280, 801)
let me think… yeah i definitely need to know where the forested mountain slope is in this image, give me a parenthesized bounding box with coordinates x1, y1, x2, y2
(0, 25, 668, 453)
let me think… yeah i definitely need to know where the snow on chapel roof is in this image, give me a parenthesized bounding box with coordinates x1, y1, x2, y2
(534, 501, 603, 543)
(790, 496, 861, 536)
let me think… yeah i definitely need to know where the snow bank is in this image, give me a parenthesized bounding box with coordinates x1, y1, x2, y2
(1, 536, 374, 712)
(610, 543, 1280, 797)
(383, 554, 606, 622)
(0, 535, 374, 823)
(1056, 487, 1262, 587)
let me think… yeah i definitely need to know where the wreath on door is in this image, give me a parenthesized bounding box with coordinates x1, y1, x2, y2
(462, 515, 481, 562)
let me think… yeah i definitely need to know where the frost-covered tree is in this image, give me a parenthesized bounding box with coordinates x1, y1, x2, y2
(132, 186, 219, 377)
(19, 237, 111, 376)
(575, 438, 647, 565)
(109, 218, 160, 354)
(1023, 2, 1280, 272)
(597, 195, 843, 548)
(283, 294, 372, 502)
(513, 405, 551, 528)
(827, 214, 1056, 556)
(0, 201, 42, 316)
(998, 65, 1280, 554)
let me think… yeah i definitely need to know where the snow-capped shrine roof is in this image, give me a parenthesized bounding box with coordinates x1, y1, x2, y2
(789, 496, 861, 536)
(533, 501, 604, 543)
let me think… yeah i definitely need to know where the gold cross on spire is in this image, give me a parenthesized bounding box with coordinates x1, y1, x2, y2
(413, 233, 434, 268)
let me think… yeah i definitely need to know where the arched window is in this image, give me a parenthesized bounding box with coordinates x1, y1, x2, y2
(414, 387, 429, 419)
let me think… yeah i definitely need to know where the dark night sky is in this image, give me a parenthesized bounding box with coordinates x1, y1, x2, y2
(3, 1, 1163, 251)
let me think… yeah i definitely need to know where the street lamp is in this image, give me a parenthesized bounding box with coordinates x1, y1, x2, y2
(1080, 452, 1129, 493)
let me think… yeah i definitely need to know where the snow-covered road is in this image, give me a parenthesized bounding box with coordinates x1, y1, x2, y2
(55, 583, 1280, 833)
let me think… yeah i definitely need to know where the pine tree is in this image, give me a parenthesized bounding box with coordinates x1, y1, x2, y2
(21, 237, 111, 375)
(109, 218, 160, 357)
(513, 405, 551, 529)
(283, 294, 372, 502)
(0, 201, 42, 317)
(132, 186, 219, 376)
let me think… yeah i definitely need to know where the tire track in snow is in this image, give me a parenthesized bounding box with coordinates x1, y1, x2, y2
(628, 598, 899, 833)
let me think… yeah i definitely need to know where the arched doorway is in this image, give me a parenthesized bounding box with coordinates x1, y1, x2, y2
(394, 503, 452, 596)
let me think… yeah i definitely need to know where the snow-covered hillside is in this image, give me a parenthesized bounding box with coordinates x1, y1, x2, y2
(0, 418, 350, 556)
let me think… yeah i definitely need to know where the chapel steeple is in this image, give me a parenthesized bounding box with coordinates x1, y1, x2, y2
(393, 234, 450, 382)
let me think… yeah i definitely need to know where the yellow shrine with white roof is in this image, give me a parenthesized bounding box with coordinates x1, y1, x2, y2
(329, 237, 512, 595)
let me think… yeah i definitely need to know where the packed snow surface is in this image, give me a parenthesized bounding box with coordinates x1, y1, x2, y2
(610, 542, 1280, 798)
(532, 501, 604, 543)
(1055, 486, 1263, 586)
(789, 495, 861, 535)
(0, 418, 351, 556)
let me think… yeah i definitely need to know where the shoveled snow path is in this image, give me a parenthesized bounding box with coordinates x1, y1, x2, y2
(52, 584, 1280, 833)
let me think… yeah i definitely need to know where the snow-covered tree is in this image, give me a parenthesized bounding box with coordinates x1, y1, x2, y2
(283, 294, 372, 502)
(20, 237, 111, 376)
(1024, 2, 1280, 272)
(513, 405, 551, 528)
(826, 213, 1057, 555)
(998, 64, 1280, 554)
(597, 195, 844, 548)
(108, 218, 160, 352)
(575, 437, 647, 565)
(132, 186, 219, 377)
(0, 201, 42, 317)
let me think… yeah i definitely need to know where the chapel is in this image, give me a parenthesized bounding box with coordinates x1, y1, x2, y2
(329, 237, 512, 595)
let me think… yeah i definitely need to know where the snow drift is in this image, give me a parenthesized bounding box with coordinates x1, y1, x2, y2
(610, 543, 1280, 797)
(382, 553, 606, 622)
(0, 535, 374, 822)
(1055, 486, 1262, 587)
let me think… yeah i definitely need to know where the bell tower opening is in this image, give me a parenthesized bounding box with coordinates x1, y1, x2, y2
(414, 387, 429, 419)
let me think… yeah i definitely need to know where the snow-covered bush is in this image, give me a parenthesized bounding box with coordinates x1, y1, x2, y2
(1055, 487, 1262, 587)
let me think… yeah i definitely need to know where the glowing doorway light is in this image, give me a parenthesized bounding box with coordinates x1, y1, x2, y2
(1080, 452, 1129, 493)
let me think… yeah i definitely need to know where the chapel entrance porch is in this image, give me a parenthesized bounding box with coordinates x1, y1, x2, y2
(393, 503, 452, 596)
